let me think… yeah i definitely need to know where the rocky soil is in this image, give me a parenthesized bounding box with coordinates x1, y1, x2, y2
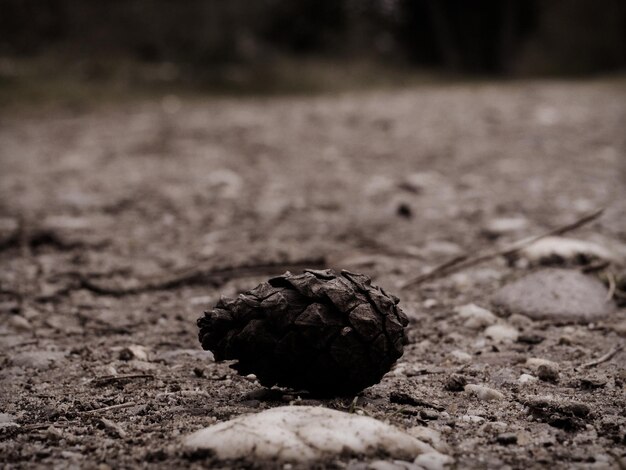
(1, 79, 625, 469)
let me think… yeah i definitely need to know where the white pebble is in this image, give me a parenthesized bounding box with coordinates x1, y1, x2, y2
(414, 452, 454, 470)
(464, 384, 505, 401)
(518, 374, 538, 384)
(460, 415, 485, 424)
(455, 304, 497, 329)
(450, 350, 473, 363)
(484, 324, 519, 343)
(183, 406, 435, 463)
(408, 427, 450, 453)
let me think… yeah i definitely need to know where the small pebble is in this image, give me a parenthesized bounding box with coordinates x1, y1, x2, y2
(419, 409, 439, 421)
(484, 324, 519, 343)
(450, 350, 472, 363)
(492, 269, 615, 323)
(407, 427, 450, 453)
(518, 374, 538, 385)
(455, 304, 497, 329)
(460, 415, 485, 424)
(482, 217, 528, 238)
(413, 452, 454, 470)
(119, 345, 149, 361)
(8, 315, 31, 332)
(537, 364, 559, 383)
(464, 384, 505, 401)
(444, 374, 467, 392)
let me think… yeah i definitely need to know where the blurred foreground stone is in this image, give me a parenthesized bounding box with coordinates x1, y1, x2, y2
(183, 406, 441, 464)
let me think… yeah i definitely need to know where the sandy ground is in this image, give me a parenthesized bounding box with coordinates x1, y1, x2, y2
(1, 78, 625, 469)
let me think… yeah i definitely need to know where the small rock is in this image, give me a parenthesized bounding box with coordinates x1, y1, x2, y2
(519, 236, 616, 266)
(419, 410, 440, 421)
(484, 324, 519, 343)
(492, 269, 615, 323)
(0, 413, 18, 431)
(455, 304, 497, 329)
(8, 315, 31, 332)
(413, 452, 454, 470)
(537, 364, 559, 383)
(482, 217, 528, 238)
(460, 415, 485, 424)
(450, 350, 472, 363)
(444, 374, 467, 392)
(526, 358, 559, 371)
(407, 427, 450, 453)
(496, 433, 518, 445)
(99, 418, 127, 438)
(464, 384, 505, 401)
(183, 406, 434, 463)
(518, 374, 538, 385)
(119, 345, 149, 361)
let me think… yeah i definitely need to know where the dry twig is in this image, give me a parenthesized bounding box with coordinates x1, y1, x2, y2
(79, 257, 326, 297)
(400, 208, 605, 290)
(82, 402, 137, 414)
(580, 344, 624, 369)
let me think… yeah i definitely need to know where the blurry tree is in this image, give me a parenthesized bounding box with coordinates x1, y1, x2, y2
(0, 0, 623, 75)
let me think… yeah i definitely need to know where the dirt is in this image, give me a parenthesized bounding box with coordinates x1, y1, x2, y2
(1, 79, 625, 469)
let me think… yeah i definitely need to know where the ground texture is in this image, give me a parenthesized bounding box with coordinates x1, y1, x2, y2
(1, 79, 625, 469)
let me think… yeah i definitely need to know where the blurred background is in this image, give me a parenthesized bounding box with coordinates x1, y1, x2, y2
(1, 0, 625, 106)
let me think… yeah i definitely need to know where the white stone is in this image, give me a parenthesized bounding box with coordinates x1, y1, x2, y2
(483, 217, 528, 237)
(450, 350, 473, 363)
(518, 374, 538, 385)
(464, 384, 505, 401)
(414, 452, 454, 470)
(460, 415, 485, 424)
(520, 236, 615, 265)
(183, 406, 434, 463)
(407, 427, 450, 454)
(120, 344, 150, 361)
(484, 324, 519, 343)
(455, 304, 497, 329)
(8, 315, 31, 332)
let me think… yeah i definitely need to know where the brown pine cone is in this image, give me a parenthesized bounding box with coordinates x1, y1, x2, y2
(197, 269, 408, 396)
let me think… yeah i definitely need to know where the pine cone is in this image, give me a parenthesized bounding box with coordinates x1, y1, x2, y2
(197, 269, 408, 396)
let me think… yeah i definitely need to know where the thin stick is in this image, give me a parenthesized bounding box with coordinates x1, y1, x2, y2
(400, 208, 605, 290)
(581, 344, 623, 369)
(79, 257, 326, 297)
(83, 402, 137, 414)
